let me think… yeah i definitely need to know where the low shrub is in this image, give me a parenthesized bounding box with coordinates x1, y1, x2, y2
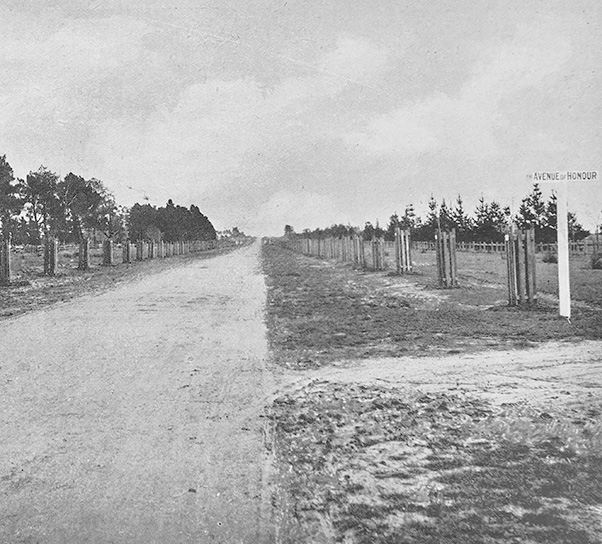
(543, 252, 558, 264)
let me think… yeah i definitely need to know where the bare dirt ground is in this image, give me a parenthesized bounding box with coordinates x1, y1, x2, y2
(0, 241, 275, 544)
(262, 244, 602, 543)
(266, 343, 602, 543)
(272, 340, 602, 414)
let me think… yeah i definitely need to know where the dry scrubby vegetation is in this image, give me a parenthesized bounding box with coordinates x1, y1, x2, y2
(269, 382, 602, 544)
(262, 243, 602, 543)
(262, 244, 602, 369)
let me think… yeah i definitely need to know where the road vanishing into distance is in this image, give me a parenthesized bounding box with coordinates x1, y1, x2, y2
(0, 241, 273, 543)
(3, 239, 602, 544)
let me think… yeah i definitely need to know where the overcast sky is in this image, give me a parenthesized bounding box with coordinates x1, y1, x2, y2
(1, 0, 600, 235)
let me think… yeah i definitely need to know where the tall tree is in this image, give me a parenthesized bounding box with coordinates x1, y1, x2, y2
(94, 187, 124, 241)
(128, 203, 159, 240)
(414, 196, 438, 240)
(189, 204, 216, 240)
(568, 212, 589, 241)
(473, 197, 508, 241)
(542, 192, 589, 242)
(541, 192, 558, 243)
(452, 195, 473, 241)
(57, 173, 112, 243)
(363, 221, 375, 241)
(385, 213, 400, 241)
(18, 166, 60, 243)
(131, 200, 216, 242)
(517, 183, 547, 240)
(438, 199, 455, 231)
(0, 155, 21, 239)
(400, 203, 417, 230)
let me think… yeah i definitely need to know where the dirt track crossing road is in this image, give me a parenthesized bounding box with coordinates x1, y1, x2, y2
(0, 241, 274, 544)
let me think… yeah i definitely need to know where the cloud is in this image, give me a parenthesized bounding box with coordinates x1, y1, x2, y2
(320, 35, 390, 80)
(87, 34, 392, 205)
(345, 19, 572, 161)
(0, 20, 390, 193)
(0, 15, 159, 171)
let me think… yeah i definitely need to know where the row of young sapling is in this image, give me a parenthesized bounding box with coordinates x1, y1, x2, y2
(284, 226, 537, 307)
(0, 237, 218, 286)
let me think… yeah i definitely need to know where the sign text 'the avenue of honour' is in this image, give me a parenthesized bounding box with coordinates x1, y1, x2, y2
(530, 171, 598, 181)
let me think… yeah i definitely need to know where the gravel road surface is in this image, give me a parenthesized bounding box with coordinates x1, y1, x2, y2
(0, 241, 273, 543)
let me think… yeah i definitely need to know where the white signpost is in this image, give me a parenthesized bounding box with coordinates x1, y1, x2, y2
(528, 171, 598, 319)
(556, 179, 570, 318)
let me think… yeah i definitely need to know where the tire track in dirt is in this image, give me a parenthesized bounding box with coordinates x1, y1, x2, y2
(0, 241, 275, 544)
(269, 340, 602, 413)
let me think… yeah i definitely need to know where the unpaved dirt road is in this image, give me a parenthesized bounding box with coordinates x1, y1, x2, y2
(0, 241, 274, 544)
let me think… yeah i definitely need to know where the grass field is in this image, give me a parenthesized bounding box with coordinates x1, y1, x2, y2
(10, 244, 121, 278)
(410, 249, 602, 307)
(262, 244, 602, 369)
(262, 243, 602, 543)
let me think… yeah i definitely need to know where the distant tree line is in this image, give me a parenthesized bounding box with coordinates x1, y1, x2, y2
(0, 154, 216, 245)
(128, 201, 216, 242)
(286, 184, 592, 244)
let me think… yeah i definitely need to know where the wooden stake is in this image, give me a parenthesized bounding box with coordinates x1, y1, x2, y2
(0, 236, 11, 286)
(449, 229, 458, 286)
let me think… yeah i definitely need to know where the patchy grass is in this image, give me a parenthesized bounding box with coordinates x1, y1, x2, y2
(9, 244, 109, 277)
(261, 244, 602, 368)
(269, 381, 602, 544)
(411, 250, 602, 307)
(263, 243, 602, 542)
(0, 242, 247, 320)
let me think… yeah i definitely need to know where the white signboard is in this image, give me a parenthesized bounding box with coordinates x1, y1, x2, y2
(528, 170, 597, 319)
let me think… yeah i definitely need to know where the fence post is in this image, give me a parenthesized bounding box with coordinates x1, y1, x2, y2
(405, 230, 413, 273)
(505, 231, 518, 306)
(78, 238, 90, 270)
(448, 229, 457, 287)
(103, 239, 114, 266)
(395, 228, 413, 274)
(524, 229, 537, 305)
(506, 227, 537, 306)
(44, 236, 58, 276)
(515, 231, 525, 305)
(124, 241, 134, 264)
(0, 236, 11, 286)
(371, 239, 377, 270)
(435, 230, 445, 286)
(361, 238, 366, 268)
(435, 229, 457, 287)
